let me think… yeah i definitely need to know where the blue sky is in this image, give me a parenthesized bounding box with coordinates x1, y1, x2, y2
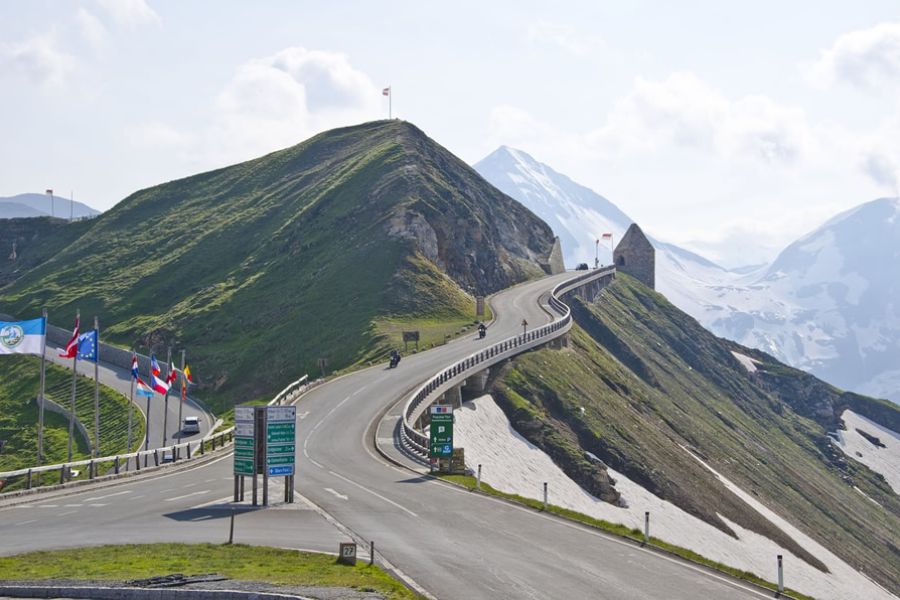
(2, 1, 899, 266)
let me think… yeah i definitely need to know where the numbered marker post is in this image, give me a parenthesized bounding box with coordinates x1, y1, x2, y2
(338, 542, 357, 566)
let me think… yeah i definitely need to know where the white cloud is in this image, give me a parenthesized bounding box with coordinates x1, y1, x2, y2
(96, 0, 160, 28)
(131, 46, 382, 168)
(526, 21, 604, 56)
(812, 22, 900, 90)
(1, 32, 76, 87)
(77, 7, 109, 49)
(592, 72, 810, 164)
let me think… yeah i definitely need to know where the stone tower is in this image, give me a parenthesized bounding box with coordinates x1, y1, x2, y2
(613, 224, 655, 289)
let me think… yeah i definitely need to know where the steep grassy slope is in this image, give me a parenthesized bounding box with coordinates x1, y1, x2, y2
(491, 274, 900, 593)
(0, 121, 558, 410)
(0, 218, 92, 287)
(0, 355, 144, 472)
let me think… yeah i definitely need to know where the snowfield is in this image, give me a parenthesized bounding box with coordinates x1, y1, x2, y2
(834, 410, 900, 494)
(455, 395, 897, 600)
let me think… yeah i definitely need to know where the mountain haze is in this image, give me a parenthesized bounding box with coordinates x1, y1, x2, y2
(0, 121, 561, 409)
(0, 193, 100, 220)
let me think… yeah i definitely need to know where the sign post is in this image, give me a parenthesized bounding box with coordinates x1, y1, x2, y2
(429, 405, 454, 473)
(266, 405, 296, 505)
(233, 406, 255, 503)
(233, 404, 297, 506)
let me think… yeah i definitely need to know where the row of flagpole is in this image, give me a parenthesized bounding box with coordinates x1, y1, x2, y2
(0, 310, 193, 469)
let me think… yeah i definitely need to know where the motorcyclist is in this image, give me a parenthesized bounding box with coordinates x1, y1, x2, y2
(478, 322, 487, 339)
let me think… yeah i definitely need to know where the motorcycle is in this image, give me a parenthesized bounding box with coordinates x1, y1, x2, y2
(389, 352, 401, 368)
(478, 325, 487, 339)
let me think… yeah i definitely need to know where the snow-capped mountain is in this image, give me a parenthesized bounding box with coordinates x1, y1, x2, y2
(474, 146, 737, 313)
(706, 198, 900, 403)
(475, 146, 900, 404)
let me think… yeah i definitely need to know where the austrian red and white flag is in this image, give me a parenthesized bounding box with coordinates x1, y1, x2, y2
(601, 232, 613, 239)
(59, 316, 80, 358)
(166, 362, 177, 386)
(382, 87, 390, 96)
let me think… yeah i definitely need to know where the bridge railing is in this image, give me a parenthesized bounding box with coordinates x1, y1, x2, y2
(0, 373, 314, 493)
(399, 267, 616, 459)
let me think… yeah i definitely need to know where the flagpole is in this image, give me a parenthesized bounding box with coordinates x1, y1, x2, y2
(178, 349, 185, 441)
(162, 347, 171, 447)
(93, 316, 100, 457)
(143, 353, 151, 466)
(127, 351, 135, 452)
(67, 309, 80, 463)
(37, 308, 48, 466)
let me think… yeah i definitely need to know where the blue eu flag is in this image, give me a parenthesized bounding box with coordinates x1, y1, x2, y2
(77, 329, 98, 362)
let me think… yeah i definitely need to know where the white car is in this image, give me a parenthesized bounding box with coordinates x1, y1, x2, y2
(182, 416, 201, 435)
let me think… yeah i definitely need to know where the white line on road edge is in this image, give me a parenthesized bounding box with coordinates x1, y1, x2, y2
(431, 477, 776, 600)
(83, 490, 132, 501)
(291, 489, 436, 600)
(163, 490, 211, 503)
(323, 488, 348, 501)
(326, 470, 417, 518)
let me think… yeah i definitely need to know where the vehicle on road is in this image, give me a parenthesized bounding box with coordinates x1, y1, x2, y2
(389, 350, 401, 369)
(478, 322, 487, 339)
(182, 416, 201, 434)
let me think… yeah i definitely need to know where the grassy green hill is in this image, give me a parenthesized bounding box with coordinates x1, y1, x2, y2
(0, 121, 559, 411)
(490, 274, 900, 594)
(0, 355, 145, 474)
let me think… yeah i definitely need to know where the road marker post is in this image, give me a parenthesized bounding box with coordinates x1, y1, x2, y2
(370, 540, 375, 566)
(543, 482, 548, 510)
(228, 510, 235, 544)
(644, 511, 650, 545)
(476, 464, 482, 490)
(777, 555, 784, 593)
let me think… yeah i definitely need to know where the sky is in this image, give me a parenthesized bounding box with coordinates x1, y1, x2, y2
(2, 1, 899, 267)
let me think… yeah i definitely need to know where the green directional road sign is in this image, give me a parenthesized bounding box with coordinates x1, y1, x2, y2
(234, 405, 256, 476)
(429, 407, 454, 458)
(265, 405, 297, 477)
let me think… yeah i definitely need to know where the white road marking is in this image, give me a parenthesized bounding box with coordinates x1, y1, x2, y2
(298, 411, 310, 420)
(58, 510, 77, 517)
(17, 519, 37, 525)
(83, 490, 131, 501)
(205, 478, 217, 483)
(89, 503, 107, 507)
(324, 487, 349, 501)
(183, 482, 197, 488)
(36, 505, 58, 508)
(131, 494, 145, 500)
(327, 470, 417, 518)
(63, 504, 82, 508)
(164, 490, 210, 502)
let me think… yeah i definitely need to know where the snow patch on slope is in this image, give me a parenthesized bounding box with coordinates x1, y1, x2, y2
(455, 395, 897, 600)
(834, 410, 900, 494)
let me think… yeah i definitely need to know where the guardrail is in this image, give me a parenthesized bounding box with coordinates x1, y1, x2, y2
(0, 374, 315, 493)
(399, 267, 616, 459)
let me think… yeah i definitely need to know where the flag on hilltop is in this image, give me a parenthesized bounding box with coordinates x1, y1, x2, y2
(150, 354, 161, 376)
(601, 232, 612, 239)
(382, 86, 390, 96)
(135, 376, 153, 398)
(0, 317, 46, 355)
(60, 316, 80, 358)
(131, 353, 139, 379)
(166, 361, 177, 385)
(77, 330, 98, 363)
(183, 365, 193, 383)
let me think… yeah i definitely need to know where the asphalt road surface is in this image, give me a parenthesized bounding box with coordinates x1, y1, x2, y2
(0, 273, 772, 600)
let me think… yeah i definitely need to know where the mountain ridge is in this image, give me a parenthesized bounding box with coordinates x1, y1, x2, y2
(0, 120, 561, 410)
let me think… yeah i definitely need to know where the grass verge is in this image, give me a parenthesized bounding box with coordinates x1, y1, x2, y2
(439, 474, 814, 600)
(0, 543, 421, 599)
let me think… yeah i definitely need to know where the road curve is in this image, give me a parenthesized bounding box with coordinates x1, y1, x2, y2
(0, 273, 770, 600)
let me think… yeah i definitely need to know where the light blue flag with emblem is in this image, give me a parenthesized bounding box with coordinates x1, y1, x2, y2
(0, 318, 46, 355)
(77, 329, 98, 363)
